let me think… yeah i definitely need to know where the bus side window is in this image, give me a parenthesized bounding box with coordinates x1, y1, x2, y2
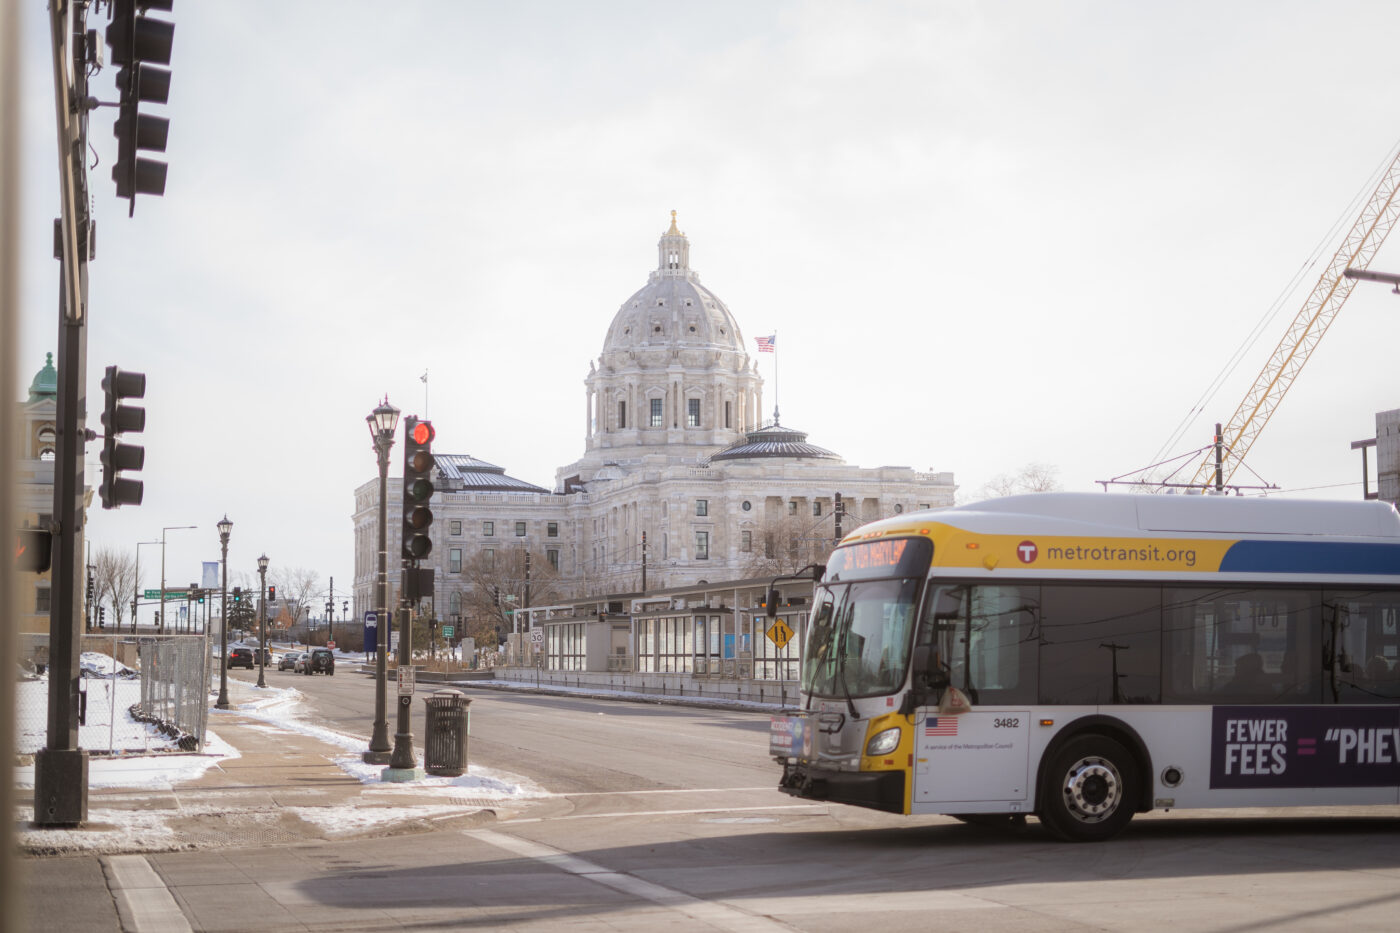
(1325, 589, 1400, 703)
(1163, 587, 1320, 704)
(938, 584, 1038, 705)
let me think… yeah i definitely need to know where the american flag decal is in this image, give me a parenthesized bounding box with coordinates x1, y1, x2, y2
(925, 717, 958, 737)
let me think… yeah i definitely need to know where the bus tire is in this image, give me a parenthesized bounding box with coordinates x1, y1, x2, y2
(1039, 734, 1138, 842)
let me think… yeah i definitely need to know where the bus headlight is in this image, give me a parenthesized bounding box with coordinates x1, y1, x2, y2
(865, 727, 901, 756)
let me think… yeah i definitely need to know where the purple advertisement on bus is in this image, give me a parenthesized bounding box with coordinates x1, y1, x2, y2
(1210, 706, 1400, 789)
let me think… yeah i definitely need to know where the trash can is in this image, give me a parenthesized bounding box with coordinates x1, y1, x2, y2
(423, 689, 471, 776)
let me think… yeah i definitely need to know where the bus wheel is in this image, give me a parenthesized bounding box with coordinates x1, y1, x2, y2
(1040, 735, 1138, 842)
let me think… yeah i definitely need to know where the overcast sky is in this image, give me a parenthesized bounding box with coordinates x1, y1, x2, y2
(17, 1, 1400, 610)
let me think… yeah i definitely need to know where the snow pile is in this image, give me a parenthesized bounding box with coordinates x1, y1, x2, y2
(79, 651, 137, 679)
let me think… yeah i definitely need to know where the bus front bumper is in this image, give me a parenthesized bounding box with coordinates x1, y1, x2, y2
(778, 760, 904, 814)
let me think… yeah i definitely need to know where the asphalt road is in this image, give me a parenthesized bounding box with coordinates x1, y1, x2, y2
(21, 665, 1400, 931)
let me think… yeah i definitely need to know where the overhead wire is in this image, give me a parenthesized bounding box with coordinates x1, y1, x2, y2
(1150, 138, 1400, 469)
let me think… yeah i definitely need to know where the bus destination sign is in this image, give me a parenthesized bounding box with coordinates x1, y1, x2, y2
(826, 537, 931, 581)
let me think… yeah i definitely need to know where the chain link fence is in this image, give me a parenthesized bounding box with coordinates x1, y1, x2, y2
(14, 632, 210, 760)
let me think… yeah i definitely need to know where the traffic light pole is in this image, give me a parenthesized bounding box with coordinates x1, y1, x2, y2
(35, 241, 90, 827)
(34, 1, 95, 827)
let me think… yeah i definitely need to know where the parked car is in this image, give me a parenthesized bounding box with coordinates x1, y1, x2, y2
(254, 647, 272, 666)
(303, 647, 335, 676)
(278, 651, 304, 672)
(226, 646, 254, 669)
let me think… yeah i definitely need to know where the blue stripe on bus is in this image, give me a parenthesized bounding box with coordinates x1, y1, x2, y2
(1218, 540, 1400, 575)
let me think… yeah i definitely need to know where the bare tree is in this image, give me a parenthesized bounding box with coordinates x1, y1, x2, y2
(452, 549, 566, 648)
(92, 545, 137, 630)
(740, 511, 843, 578)
(270, 566, 321, 632)
(981, 462, 1062, 499)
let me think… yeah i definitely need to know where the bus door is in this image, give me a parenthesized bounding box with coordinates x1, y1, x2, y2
(913, 583, 1034, 807)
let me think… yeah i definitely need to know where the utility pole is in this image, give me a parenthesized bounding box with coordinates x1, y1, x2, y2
(1100, 642, 1129, 705)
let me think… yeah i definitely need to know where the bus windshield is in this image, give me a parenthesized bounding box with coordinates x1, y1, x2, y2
(802, 575, 923, 698)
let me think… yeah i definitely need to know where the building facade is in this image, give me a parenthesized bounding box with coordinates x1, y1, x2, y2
(352, 216, 957, 630)
(17, 354, 58, 639)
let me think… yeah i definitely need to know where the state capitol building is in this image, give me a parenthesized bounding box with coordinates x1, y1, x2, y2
(351, 215, 956, 628)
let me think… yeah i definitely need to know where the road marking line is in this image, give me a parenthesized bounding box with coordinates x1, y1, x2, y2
(501, 803, 827, 824)
(102, 855, 193, 933)
(465, 829, 791, 932)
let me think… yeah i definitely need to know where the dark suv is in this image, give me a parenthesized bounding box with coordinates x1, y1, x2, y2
(227, 646, 254, 669)
(303, 648, 335, 676)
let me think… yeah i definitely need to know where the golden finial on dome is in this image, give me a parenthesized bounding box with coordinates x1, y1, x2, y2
(666, 210, 681, 235)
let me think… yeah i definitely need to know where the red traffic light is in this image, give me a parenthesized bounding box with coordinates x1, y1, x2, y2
(412, 420, 434, 445)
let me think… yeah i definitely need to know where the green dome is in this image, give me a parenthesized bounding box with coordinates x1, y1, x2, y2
(28, 353, 57, 401)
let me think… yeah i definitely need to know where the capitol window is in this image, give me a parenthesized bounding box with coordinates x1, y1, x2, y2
(515, 522, 526, 536)
(695, 500, 708, 517)
(547, 522, 558, 537)
(483, 521, 494, 536)
(651, 398, 663, 427)
(449, 549, 462, 574)
(694, 531, 709, 560)
(450, 520, 461, 535)
(687, 398, 700, 427)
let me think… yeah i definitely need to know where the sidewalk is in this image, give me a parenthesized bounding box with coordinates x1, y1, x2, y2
(15, 679, 541, 858)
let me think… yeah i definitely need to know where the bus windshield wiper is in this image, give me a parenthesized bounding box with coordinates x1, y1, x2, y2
(836, 634, 858, 722)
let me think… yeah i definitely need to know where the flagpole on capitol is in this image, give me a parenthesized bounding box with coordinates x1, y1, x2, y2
(756, 332, 777, 423)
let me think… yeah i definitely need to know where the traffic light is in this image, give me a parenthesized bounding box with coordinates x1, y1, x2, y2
(99, 606, 106, 628)
(197, 589, 205, 604)
(232, 587, 242, 603)
(267, 585, 275, 601)
(401, 417, 435, 560)
(86, 576, 95, 605)
(107, 0, 174, 215)
(14, 528, 51, 573)
(99, 365, 146, 509)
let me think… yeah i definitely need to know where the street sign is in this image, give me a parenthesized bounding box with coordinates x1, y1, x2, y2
(441, 625, 454, 638)
(143, 588, 189, 599)
(766, 618, 794, 649)
(364, 611, 377, 626)
(397, 666, 415, 696)
(529, 628, 544, 646)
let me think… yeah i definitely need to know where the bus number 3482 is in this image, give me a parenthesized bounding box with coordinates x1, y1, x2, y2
(994, 718, 1020, 729)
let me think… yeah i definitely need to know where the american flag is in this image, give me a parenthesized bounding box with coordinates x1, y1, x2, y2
(755, 335, 776, 353)
(924, 717, 958, 737)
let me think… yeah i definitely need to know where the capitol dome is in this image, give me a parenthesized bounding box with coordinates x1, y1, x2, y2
(600, 212, 746, 356)
(566, 214, 766, 480)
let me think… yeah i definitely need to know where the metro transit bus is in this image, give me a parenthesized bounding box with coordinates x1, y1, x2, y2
(768, 493, 1400, 841)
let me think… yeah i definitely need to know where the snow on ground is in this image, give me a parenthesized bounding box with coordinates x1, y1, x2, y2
(219, 681, 545, 801)
(16, 673, 186, 758)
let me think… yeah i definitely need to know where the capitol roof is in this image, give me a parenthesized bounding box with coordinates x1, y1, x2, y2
(435, 454, 549, 493)
(707, 420, 842, 463)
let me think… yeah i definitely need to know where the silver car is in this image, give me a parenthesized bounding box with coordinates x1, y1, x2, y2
(277, 651, 304, 672)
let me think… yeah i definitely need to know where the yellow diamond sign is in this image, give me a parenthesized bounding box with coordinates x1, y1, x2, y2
(765, 618, 794, 649)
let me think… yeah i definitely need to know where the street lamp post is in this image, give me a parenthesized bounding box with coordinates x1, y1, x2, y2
(159, 524, 196, 633)
(363, 397, 399, 765)
(256, 554, 269, 688)
(133, 539, 160, 633)
(215, 516, 233, 709)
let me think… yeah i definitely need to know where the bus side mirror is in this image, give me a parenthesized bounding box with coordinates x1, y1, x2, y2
(902, 644, 949, 715)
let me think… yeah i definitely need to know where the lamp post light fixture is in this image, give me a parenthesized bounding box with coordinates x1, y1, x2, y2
(215, 516, 233, 709)
(133, 539, 160, 633)
(363, 397, 399, 764)
(159, 524, 197, 633)
(256, 554, 270, 688)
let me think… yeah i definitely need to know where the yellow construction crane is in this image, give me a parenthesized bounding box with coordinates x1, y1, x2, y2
(1192, 149, 1400, 491)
